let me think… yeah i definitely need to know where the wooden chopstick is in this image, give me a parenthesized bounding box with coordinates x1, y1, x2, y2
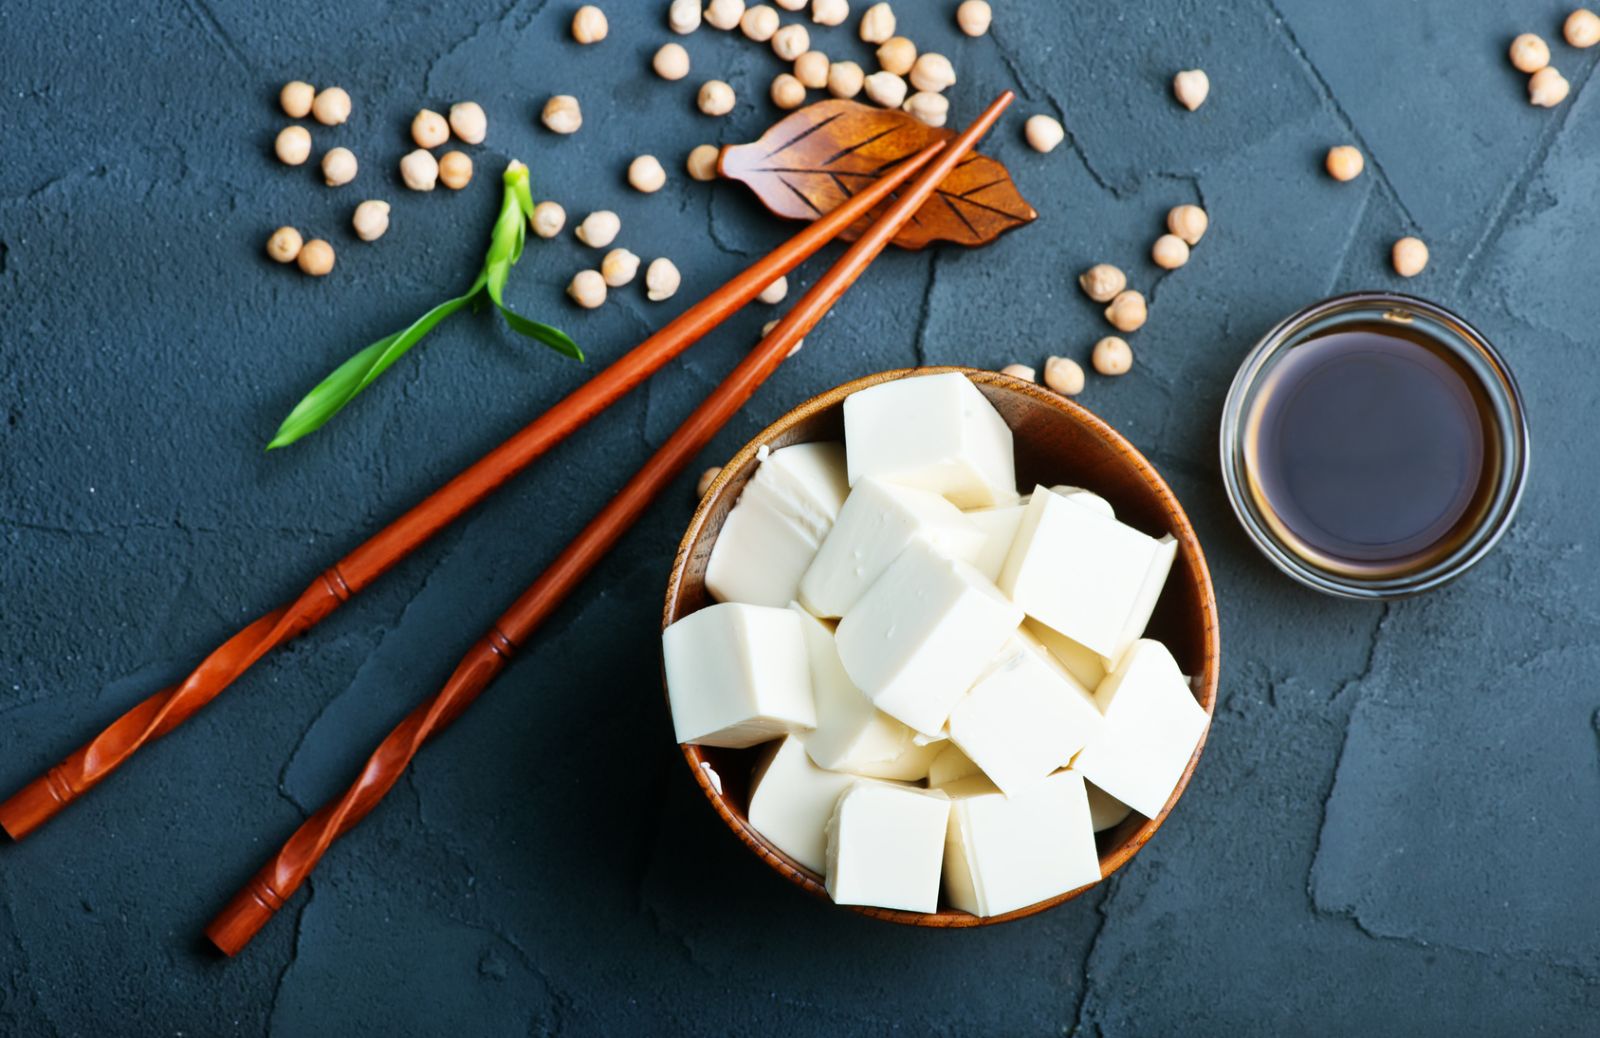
(0, 136, 946, 843)
(204, 92, 1016, 956)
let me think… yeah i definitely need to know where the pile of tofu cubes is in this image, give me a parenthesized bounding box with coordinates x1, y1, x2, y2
(663, 373, 1209, 917)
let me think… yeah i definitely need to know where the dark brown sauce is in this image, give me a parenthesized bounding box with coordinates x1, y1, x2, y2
(1245, 320, 1501, 578)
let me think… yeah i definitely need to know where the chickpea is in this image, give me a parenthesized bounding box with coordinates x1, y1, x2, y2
(412, 109, 450, 149)
(1325, 145, 1364, 182)
(531, 201, 566, 238)
(1529, 66, 1570, 106)
(646, 257, 682, 301)
(400, 149, 440, 191)
(687, 144, 721, 181)
(438, 150, 473, 189)
(1167, 204, 1208, 246)
(1104, 290, 1147, 333)
(274, 125, 313, 166)
(1044, 356, 1085, 396)
(321, 147, 358, 186)
(698, 80, 737, 116)
(864, 70, 907, 108)
(1151, 234, 1189, 270)
(1078, 264, 1126, 302)
(1000, 363, 1036, 382)
(646, 49, 687, 88)
(311, 87, 351, 126)
(297, 239, 336, 277)
(448, 102, 487, 144)
(568, 269, 607, 308)
(697, 466, 721, 498)
(1391, 236, 1428, 277)
(762, 318, 806, 356)
(902, 91, 948, 127)
(795, 50, 830, 89)
(1566, 8, 1600, 47)
(828, 60, 865, 98)
(1508, 33, 1549, 73)
(280, 81, 315, 119)
(860, 2, 895, 43)
(812, 0, 849, 26)
(705, 0, 745, 30)
(876, 36, 916, 75)
(742, 4, 780, 39)
(775, 0, 806, 9)
(542, 95, 583, 134)
(601, 248, 641, 287)
(575, 210, 621, 247)
(771, 72, 807, 109)
(628, 154, 667, 192)
(1091, 336, 1133, 376)
(572, 4, 608, 43)
(1024, 114, 1064, 153)
(955, 0, 991, 36)
(669, 0, 702, 33)
(772, 24, 810, 61)
(266, 226, 303, 263)
(351, 200, 391, 242)
(1172, 69, 1209, 111)
(759, 276, 789, 304)
(909, 53, 956, 93)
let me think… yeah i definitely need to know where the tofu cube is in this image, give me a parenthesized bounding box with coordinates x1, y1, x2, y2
(1072, 640, 1208, 817)
(947, 631, 1104, 796)
(836, 540, 1023, 737)
(748, 734, 857, 873)
(942, 771, 1103, 917)
(789, 605, 924, 778)
(1111, 534, 1177, 662)
(825, 781, 950, 913)
(843, 372, 1018, 508)
(1049, 485, 1114, 518)
(799, 478, 986, 618)
(963, 500, 1027, 583)
(662, 603, 816, 747)
(1025, 619, 1107, 691)
(927, 743, 983, 788)
(742, 441, 849, 541)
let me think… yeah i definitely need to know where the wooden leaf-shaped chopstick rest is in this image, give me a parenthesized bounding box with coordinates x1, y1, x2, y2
(719, 98, 1037, 250)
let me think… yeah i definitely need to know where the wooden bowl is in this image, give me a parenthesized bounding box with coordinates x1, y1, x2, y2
(662, 367, 1220, 926)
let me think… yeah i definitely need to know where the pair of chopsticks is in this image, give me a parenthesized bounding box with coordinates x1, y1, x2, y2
(3, 93, 1013, 955)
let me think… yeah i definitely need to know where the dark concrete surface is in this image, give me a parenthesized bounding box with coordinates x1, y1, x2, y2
(3, 1, 1597, 1034)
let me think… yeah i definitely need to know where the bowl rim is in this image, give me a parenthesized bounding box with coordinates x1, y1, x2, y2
(662, 366, 1220, 927)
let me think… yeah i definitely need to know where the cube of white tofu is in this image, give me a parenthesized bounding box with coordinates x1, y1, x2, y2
(1049, 485, 1114, 518)
(789, 605, 922, 778)
(748, 734, 857, 873)
(927, 743, 983, 788)
(942, 770, 1102, 917)
(742, 441, 849, 541)
(1072, 640, 1208, 818)
(843, 372, 1018, 508)
(835, 540, 1023, 737)
(825, 781, 950, 913)
(997, 486, 1170, 661)
(1086, 780, 1134, 832)
(1025, 619, 1107, 691)
(1110, 534, 1177, 663)
(798, 478, 986, 618)
(947, 631, 1104, 796)
(662, 603, 817, 747)
(963, 501, 1027, 583)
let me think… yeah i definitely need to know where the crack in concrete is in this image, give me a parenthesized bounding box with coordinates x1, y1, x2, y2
(265, 877, 314, 1038)
(909, 251, 942, 367)
(424, 0, 552, 97)
(177, 0, 255, 74)
(1067, 884, 1114, 1038)
(1322, 181, 1374, 296)
(0, 514, 345, 541)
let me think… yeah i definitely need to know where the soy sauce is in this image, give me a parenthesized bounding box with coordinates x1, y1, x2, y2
(1244, 319, 1501, 578)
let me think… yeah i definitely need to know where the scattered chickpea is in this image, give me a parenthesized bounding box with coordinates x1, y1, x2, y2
(646, 257, 682, 301)
(321, 147, 358, 187)
(1044, 356, 1085, 396)
(860, 1, 895, 42)
(812, 0, 849, 27)
(1508, 33, 1550, 73)
(1391, 236, 1428, 277)
(697, 466, 721, 498)
(1000, 363, 1036, 382)
(531, 201, 566, 238)
(1167, 204, 1208, 246)
(311, 87, 351, 126)
(741, 4, 780, 40)
(601, 248, 641, 287)
(1529, 66, 1570, 106)
(448, 102, 487, 144)
(572, 4, 608, 43)
(400, 149, 440, 191)
(1566, 9, 1600, 47)
(1172, 69, 1209, 112)
(759, 276, 789, 304)
(575, 210, 621, 247)
(877, 36, 916, 76)
(828, 61, 865, 98)
(687, 144, 721, 181)
(1078, 264, 1126, 302)
(909, 53, 956, 93)
(1024, 114, 1064, 153)
(1151, 234, 1189, 270)
(652, 43, 690, 80)
(772, 73, 807, 109)
(903, 91, 949, 127)
(266, 226, 303, 263)
(955, 0, 991, 36)
(274, 125, 312, 166)
(542, 95, 583, 134)
(280, 81, 315, 119)
(795, 51, 831, 89)
(705, 0, 746, 30)
(1325, 145, 1364, 182)
(1104, 290, 1147, 333)
(1091, 336, 1133, 376)
(412, 109, 450, 149)
(628, 154, 667, 193)
(775, 0, 806, 9)
(669, 0, 702, 33)
(568, 270, 607, 308)
(773, 24, 810, 61)
(763, 318, 806, 356)
(699, 80, 737, 116)
(438, 150, 473, 190)
(351, 200, 390, 241)
(864, 70, 907, 108)
(297, 239, 336, 277)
